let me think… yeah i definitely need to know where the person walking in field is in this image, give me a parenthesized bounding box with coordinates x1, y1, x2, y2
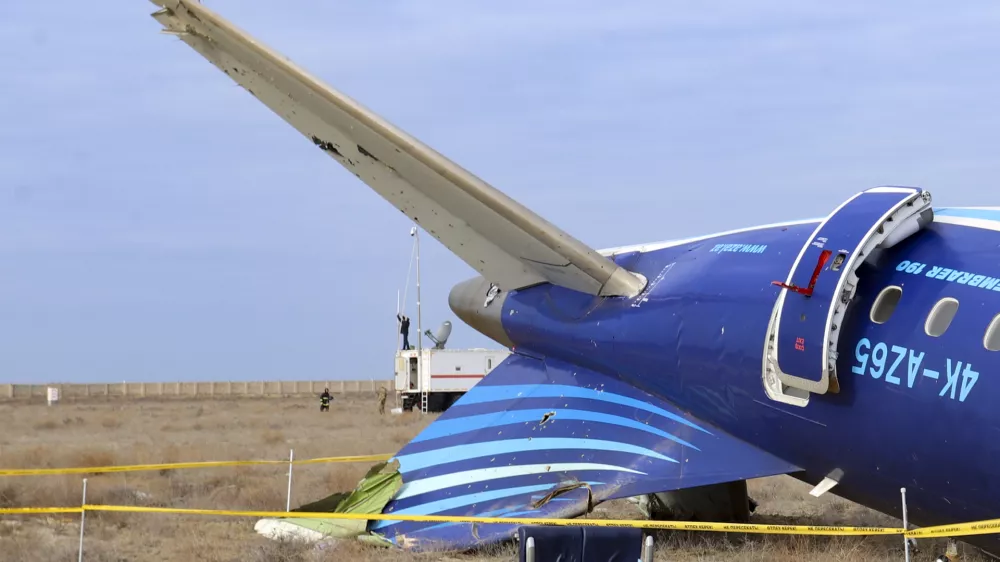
(320, 387, 332, 412)
(377, 386, 388, 415)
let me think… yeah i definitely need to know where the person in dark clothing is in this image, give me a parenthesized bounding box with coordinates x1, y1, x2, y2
(319, 387, 332, 412)
(397, 313, 411, 350)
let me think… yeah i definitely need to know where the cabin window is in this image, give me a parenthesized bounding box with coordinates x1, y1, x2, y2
(925, 298, 959, 337)
(985, 314, 1000, 351)
(487, 359, 493, 370)
(870, 286, 902, 324)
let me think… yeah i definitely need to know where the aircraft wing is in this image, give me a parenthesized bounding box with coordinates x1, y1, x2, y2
(148, 0, 645, 298)
(371, 352, 802, 550)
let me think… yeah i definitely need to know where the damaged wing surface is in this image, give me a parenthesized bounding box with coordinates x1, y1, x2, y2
(148, 0, 645, 298)
(370, 353, 801, 550)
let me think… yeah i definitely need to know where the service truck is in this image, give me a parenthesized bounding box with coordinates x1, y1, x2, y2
(394, 347, 511, 412)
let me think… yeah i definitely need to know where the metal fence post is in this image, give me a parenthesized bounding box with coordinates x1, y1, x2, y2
(901, 487, 911, 562)
(286, 449, 294, 512)
(78, 478, 88, 562)
(525, 536, 535, 562)
(643, 534, 654, 562)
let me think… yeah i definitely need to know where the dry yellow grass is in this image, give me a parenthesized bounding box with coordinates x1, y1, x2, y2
(0, 395, 989, 561)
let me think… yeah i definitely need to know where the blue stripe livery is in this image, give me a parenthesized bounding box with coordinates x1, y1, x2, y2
(410, 408, 700, 449)
(371, 353, 800, 548)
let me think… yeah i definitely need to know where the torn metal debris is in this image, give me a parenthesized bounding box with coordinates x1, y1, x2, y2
(254, 459, 401, 546)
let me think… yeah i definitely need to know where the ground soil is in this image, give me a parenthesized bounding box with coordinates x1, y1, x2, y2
(0, 396, 987, 561)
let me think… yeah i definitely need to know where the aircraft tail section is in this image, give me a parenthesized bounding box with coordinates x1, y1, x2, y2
(148, 0, 645, 298)
(372, 353, 801, 550)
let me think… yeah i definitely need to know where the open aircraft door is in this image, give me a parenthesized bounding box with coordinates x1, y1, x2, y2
(762, 187, 934, 405)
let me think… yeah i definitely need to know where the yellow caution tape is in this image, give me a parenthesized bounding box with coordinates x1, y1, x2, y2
(5, 503, 999, 540)
(905, 518, 1000, 539)
(0, 454, 393, 476)
(81, 505, 903, 536)
(290, 455, 393, 466)
(0, 507, 83, 515)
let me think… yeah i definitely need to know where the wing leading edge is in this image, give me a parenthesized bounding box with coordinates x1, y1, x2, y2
(148, 0, 645, 298)
(369, 353, 801, 550)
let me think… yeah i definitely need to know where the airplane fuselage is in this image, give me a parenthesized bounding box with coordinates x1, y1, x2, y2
(489, 207, 1000, 552)
(145, 3, 998, 553)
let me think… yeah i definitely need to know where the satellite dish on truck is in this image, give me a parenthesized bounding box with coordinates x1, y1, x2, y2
(425, 321, 452, 349)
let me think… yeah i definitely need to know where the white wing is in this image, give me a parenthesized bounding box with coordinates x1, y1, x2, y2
(149, 0, 645, 298)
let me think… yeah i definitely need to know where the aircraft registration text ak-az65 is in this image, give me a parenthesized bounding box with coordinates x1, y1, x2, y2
(149, 1, 1000, 556)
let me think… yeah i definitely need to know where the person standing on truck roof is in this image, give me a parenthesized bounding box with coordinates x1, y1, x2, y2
(319, 387, 332, 412)
(377, 386, 388, 415)
(397, 313, 411, 350)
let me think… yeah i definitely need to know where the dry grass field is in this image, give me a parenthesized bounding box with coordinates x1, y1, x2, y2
(0, 395, 988, 562)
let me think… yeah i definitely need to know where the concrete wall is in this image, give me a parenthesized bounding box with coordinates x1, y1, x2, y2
(0, 380, 384, 400)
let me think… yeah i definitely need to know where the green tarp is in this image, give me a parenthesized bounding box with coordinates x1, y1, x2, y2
(263, 459, 401, 542)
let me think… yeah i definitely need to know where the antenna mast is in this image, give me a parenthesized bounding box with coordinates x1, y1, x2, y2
(410, 227, 427, 414)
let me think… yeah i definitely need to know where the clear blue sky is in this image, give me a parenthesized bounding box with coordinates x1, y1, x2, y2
(2, 2, 999, 383)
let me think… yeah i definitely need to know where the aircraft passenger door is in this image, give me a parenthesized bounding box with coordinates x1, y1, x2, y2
(763, 186, 933, 404)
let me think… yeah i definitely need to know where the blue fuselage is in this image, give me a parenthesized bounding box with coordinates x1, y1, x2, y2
(499, 210, 1000, 551)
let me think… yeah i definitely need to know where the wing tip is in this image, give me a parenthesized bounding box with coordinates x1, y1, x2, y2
(149, 0, 647, 300)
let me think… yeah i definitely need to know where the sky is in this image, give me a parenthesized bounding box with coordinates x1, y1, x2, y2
(2, 1, 1000, 383)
